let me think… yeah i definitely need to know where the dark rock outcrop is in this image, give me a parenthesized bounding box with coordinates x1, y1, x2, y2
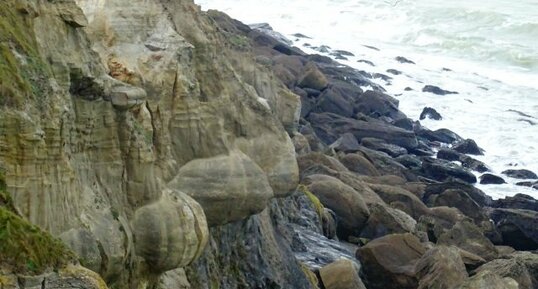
(502, 169, 538, 180)
(452, 139, 484, 155)
(419, 107, 442, 120)
(422, 85, 458, 95)
(480, 174, 506, 185)
(421, 158, 477, 184)
(489, 208, 538, 250)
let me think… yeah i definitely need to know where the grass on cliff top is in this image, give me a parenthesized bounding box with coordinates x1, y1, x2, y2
(0, 1, 48, 107)
(0, 173, 75, 274)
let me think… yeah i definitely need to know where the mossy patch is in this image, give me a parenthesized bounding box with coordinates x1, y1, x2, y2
(0, 173, 75, 274)
(297, 184, 324, 220)
(0, 1, 49, 107)
(299, 262, 320, 289)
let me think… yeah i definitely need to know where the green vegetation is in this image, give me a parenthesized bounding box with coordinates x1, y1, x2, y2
(0, 1, 49, 107)
(297, 184, 324, 220)
(0, 172, 75, 274)
(229, 35, 250, 50)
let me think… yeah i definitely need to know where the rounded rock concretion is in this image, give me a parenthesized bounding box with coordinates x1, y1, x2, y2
(133, 190, 208, 273)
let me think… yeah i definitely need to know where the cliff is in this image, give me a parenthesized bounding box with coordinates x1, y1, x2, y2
(1, 1, 537, 289)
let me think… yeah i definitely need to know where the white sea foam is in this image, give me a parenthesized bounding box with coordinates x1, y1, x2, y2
(197, 0, 538, 199)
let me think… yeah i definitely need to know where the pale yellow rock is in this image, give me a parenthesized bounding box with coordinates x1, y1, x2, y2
(319, 259, 367, 289)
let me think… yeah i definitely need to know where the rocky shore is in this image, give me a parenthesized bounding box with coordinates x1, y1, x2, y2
(0, 1, 537, 289)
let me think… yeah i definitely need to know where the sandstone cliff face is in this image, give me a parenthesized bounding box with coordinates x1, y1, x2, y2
(0, 0, 299, 287)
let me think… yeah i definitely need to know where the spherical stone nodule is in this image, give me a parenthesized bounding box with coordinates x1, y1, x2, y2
(133, 189, 208, 273)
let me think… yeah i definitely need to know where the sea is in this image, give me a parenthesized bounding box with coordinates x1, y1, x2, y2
(196, 0, 538, 200)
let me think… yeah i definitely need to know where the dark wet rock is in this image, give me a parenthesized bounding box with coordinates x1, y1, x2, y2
(415, 246, 468, 289)
(442, 67, 453, 72)
(355, 90, 407, 121)
(339, 153, 380, 176)
(386, 69, 402, 75)
(416, 127, 463, 144)
(314, 45, 331, 53)
(422, 85, 458, 95)
(460, 155, 489, 173)
(357, 59, 375, 66)
(437, 148, 461, 161)
(368, 184, 430, 220)
(334, 55, 348, 60)
(308, 113, 418, 149)
(425, 189, 487, 224)
(334, 49, 354, 56)
(421, 157, 477, 184)
(452, 139, 484, 155)
(404, 87, 413, 91)
(396, 56, 416, 64)
(361, 137, 408, 157)
(437, 220, 498, 261)
(507, 109, 535, 119)
(480, 174, 506, 185)
(355, 148, 412, 180)
(489, 208, 538, 250)
(292, 33, 311, 39)
(395, 154, 422, 170)
(359, 203, 417, 240)
(393, 118, 415, 131)
(356, 233, 426, 289)
(502, 169, 538, 180)
(363, 45, 380, 51)
(303, 87, 321, 97)
(424, 181, 492, 207)
(474, 251, 538, 289)
(516, 181, 538, 190)
(306, 53, 334, 64)
(328, 133, 360, 153)
(372, 73, 392, 82)
(419, 107, 442, 120)
(306, 174, 370, 238)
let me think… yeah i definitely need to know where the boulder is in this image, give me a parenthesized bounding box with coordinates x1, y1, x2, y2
(480, 174, 506, 185)
(319, 259, 367, 289)
(437, 221, 498, 261)
(339, 153, 380, 176)
(474, 251, 538, 289)
(452, 139, 484, 155)
(422, 85, 458, 95)
(437, 148, 461, 161)
(328, 133, 360, 153)
(368, 184, 430, 220)
(416, 127, 463, 144)
(492, 194, 538, 211)
(421, 158, 477, 184)
(359, 203, 417, 240)
(306, 174, 370, 238)
(298, 62, 328, 91)
(425, 181, 492, 207)
(458, 270, 518, 289)
(356, 233, 426, 289)
(132, 190, 208, 272)
(169, 151, 274, 226)
(316, 86, 354, 118)
(460, 156, 489, 173)
(292, 133, 312, 156)
(307, 112, 418, 149)
(355, 147, 411, 179)
(489, 208, 538, 250)
(502, 169, 538, 179)
(417, 206, 466, 243)
(395, 154, 422, 170)
(354, 90, 407, 121)
(419, 107, 442, 120)
(425, 189, 488, 223)
(516, 181, 538, 190)
(361, 137, 408, 157)
(414, 246, 468, 289)
(297, 152, 348, 173)
(396, 56, 415, 64)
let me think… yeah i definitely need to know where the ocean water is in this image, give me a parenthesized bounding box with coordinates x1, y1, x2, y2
(197, 0, 538, 199)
